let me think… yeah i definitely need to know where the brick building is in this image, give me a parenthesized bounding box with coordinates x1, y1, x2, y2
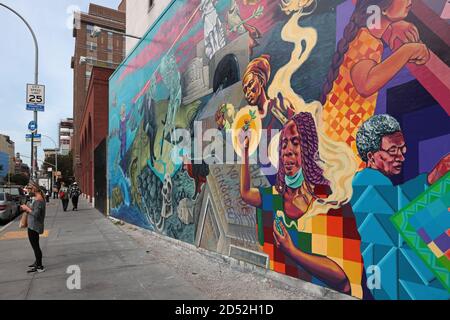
(79, 66, 114, 212)
(13, 153, 30, 178)
(71, 3, 125, 184)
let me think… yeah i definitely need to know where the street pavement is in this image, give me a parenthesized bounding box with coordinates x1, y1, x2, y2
(0, 198, 348, 300)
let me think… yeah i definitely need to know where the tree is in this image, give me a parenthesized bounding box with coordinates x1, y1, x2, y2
(42, 151, 74, 184)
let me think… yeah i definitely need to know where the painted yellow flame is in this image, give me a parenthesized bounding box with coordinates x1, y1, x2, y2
(267, 6, 358, 218)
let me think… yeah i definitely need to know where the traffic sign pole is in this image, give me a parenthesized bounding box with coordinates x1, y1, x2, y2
(26, 84, 44, 181)
(31, 131, 34, 179)
(26, 85, 45, 181)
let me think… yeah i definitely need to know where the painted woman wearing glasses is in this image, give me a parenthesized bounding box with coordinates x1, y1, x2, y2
(354, 114, 449, 185)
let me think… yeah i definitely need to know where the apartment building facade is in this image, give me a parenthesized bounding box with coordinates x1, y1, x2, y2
(71, 3, 126, 183)
(58, 118, 74, 156)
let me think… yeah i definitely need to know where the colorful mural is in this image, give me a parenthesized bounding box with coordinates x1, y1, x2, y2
(0, 151, 9, 179)
(109, 0, 450, 299)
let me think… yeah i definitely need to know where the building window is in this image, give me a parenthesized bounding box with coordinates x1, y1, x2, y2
(148, 0, 154, 12)
(86, 24, 95, 39)
(87, 51, 97, 61)
(87, 41, 97, 52)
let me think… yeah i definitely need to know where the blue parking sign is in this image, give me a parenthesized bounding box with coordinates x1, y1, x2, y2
(28, 121, 37, 132)
(26, 104, 45, 112)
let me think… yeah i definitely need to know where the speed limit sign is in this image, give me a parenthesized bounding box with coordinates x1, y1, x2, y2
(26, 84, 45, 111)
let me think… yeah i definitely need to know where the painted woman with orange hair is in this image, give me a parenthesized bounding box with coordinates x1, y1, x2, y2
(243, 55, 295, 131)
(320, 0, 429, 164)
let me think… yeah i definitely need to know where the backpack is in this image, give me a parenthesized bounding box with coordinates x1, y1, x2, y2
(59, 187, 68, 200)
(71, 187, 81, 198)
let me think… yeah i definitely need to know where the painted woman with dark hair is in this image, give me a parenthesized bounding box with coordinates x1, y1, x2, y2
(240, 112, 370, 299)
(321, 0, 429, 166)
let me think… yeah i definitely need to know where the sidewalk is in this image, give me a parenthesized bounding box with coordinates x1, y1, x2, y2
(0, 198, 349, 300)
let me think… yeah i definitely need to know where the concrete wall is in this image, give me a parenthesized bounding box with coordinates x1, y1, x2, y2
(109, 0, 450, 300)
(125, 0, 172, 54)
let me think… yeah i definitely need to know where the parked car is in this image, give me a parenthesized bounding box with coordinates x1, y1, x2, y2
(0, 192, 19, 223)
(0, 186, 27, 205)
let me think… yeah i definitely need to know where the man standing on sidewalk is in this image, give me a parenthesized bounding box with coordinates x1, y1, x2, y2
(59, 182, 69, 212)
(69, 182, 81, 211)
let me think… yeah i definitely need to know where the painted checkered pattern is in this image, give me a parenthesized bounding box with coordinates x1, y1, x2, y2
(391, 172, 450, 290)
(323, 28, 384, 167)
(256, 186, 365, 299)
(417, 226, 449, 261)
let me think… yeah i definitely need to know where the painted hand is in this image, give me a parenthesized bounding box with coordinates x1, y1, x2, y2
(273, 219, 294, 255)
(238, 129, 251, 152)
(388, 21, 420, 48)
(403, 42, 430, 65)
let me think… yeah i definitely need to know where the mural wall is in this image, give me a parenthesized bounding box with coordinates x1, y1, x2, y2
(109, 0, 450, 300)
(0, 151, 9, 180)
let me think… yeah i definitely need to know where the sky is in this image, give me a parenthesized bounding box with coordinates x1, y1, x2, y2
(0, 0, 120, 167)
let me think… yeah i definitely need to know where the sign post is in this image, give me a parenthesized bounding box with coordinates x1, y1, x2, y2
(26, 84, 45, 181)
(26, 84, 45, 111)
(26, 134, 41, 146)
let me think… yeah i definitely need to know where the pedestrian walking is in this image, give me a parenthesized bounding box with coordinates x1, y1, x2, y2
(59, 182, 69, 212)
(20, 182, 46, 273)
(70, 182, 81, 211)
(53, 186, 59, 199)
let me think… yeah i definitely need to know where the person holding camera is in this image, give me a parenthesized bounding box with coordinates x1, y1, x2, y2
(20, 182, 46, 273)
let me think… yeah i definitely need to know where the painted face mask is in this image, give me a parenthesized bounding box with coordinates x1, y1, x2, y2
(285, 169, 305, 189)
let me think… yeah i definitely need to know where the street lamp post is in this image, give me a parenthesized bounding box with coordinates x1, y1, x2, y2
(90, 25, 141, 40)
(0, 3, 39, 182)
(79, 56, 120, 67)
